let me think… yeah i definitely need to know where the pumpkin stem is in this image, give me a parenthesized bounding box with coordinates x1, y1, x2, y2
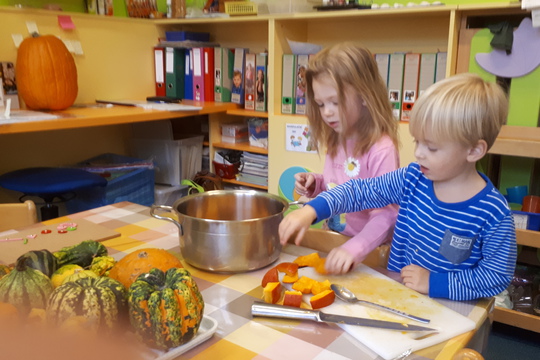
(30, 32, 40, 38)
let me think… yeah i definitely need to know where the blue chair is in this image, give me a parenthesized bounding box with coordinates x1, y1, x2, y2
(0, 167, 107, 221)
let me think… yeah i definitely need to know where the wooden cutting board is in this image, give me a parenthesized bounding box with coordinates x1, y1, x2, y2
(0, 219, 120, 265)
(290, 266, 476, 360)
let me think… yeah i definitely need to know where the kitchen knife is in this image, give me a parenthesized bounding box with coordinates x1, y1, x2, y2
(251, 302, 438, 332)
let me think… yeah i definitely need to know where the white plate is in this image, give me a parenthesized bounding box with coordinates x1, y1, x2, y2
(140, 316, 218, 360)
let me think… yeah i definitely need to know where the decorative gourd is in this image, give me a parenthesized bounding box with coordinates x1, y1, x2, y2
(16, 249, 59, 277)
(62, 269, 98, 284)
(51, 264, 84, 288)
(46, 276, 128, 334)
(53, 240, 108, 268)
(16, 33, 78, 110)
(89, 256, 116, 276)
(0, 258, 54, 317)
(108, 248, 183, 289)
(0, 264, 11, 280)
(128, 267, 204, 350)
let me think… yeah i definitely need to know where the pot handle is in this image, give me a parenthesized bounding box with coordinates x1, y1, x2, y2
(150, 205, 183, 236)
(288, 201, 305, 207)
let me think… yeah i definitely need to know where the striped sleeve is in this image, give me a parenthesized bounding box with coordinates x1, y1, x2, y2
(306, 166, 407, 221)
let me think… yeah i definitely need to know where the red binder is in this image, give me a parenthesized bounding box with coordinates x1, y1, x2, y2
(153, 47, 166, 96)
(203, 47, 214, 102)
(192, 47, 205, 101)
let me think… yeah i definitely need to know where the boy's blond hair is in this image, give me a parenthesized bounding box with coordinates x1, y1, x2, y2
(305, 43, 398, 157)
(409, 73, 508, 150)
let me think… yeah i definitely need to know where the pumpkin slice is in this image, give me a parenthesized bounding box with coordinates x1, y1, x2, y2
(293, 252, 321, 267)
(283, 290, 303, 308)
(263, 282, 282, 304)
(310, 289, 335, 309)
(276, 262, 299, 276)
(261, 266, 279, 288)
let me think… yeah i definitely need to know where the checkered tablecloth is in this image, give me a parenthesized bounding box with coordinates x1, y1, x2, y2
(52, 201, 490, 360)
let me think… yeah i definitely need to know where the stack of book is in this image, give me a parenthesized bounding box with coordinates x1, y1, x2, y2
(237, 152, 268, 187)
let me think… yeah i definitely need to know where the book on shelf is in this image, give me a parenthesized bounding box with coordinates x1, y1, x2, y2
(236, 172, 268, 187)
(294, 54, 309, 115)
(255, 53, 268, 112)
(244, 52, 256, 110)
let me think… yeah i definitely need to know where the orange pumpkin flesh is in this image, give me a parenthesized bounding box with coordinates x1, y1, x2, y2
(16, 33, 78, 110)
(108, 248, 184, 289)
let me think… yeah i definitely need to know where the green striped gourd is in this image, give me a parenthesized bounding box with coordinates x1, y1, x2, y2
(17, 249, 59, 277)
(53, 240, 108, 268)
(128, 267, 204, 350)
(0, 257, 54, 316)
(46, 276, 128, 334)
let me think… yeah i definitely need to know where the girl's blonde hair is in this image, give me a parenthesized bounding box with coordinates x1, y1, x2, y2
(409, 73, 508, 149)
(305, 43, 398, 157)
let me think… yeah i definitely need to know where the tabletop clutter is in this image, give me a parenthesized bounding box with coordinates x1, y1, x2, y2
(0, 201, 495, 359)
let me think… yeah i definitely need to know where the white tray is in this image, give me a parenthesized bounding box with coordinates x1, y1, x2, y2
(141, 316, 218, 360)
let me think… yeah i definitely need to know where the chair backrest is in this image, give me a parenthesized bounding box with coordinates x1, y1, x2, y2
(0, 200, 38, 232)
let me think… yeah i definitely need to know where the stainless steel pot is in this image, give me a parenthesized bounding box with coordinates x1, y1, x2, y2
(151, 190, 290, 273)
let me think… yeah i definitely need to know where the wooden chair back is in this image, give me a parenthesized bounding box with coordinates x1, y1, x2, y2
(0, 200, 38, 232)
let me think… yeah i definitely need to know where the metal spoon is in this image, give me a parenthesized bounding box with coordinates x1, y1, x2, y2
(331, 283, 430, 324)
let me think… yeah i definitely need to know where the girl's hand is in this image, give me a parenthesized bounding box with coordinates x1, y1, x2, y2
(279, 205, 317, 246)
(325, 247, 355, 275)
(294, 173, 316, 196)
(400, 265, 430, 294)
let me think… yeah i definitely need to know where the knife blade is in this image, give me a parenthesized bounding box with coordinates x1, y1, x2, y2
(251, 302, 438, 332)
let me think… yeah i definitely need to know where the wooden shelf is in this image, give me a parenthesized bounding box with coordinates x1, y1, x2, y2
(222, 178, 267, 190)
(516, 229, 540, 248)
(226, 109, 268, 118)
(212, 142, 268, 154)
(493, 307, 540, 333)
(489, 126, 540, 159)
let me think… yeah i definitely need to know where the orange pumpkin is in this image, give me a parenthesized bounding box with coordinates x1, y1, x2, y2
(16, 33, 78, 110)
(108, 248, 184, 289)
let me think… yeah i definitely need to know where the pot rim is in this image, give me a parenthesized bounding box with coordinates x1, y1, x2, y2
(170, 189, 290, 223)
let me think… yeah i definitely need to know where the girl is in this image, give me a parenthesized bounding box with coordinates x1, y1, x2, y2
(294, 43, 400, 274)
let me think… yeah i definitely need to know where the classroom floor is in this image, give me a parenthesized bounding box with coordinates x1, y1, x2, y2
(483, 322, 539, 360)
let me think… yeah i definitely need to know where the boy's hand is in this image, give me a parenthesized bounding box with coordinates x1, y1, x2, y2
(294, 173, 315, 196)
(400, 265, 430, 294)
(325, 247, 355, 275)
(279, 205, 317, 246)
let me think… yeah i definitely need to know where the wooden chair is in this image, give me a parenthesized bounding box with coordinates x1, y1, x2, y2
(298, 228, 390, 268)
(0, 200, 38, 232)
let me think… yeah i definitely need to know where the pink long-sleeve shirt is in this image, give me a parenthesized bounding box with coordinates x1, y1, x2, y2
(306, 136, 399, 263)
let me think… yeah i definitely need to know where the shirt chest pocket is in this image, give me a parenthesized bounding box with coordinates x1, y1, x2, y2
(438, 229, 475, 265)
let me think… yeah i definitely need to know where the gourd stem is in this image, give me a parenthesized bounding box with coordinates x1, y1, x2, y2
(15, 256, 28, 272)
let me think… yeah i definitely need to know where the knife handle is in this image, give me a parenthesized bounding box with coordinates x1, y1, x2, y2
(251, 302, 320, 322)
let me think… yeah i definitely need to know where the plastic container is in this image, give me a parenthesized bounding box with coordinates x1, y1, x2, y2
(248, 117, 268, 149)
(66, 153, 155, 213)
(165, 31, 210, 42)
(132, 135, 204, 186)
(512, 210, 540, 231)
(154, 184, 189, 206)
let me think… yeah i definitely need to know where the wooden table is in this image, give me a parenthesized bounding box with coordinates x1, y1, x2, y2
(7, 202, 493, 360)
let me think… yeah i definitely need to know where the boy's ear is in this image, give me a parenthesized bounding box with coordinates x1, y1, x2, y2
(467, 140, 488, 162)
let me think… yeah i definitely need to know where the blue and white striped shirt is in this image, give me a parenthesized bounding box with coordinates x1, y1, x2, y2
(308, 163, 517, 300)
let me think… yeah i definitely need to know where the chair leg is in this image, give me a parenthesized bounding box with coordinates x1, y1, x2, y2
(40, 202, 59, 221)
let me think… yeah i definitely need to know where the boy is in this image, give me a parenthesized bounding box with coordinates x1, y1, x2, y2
(279, 73, 517, 301)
